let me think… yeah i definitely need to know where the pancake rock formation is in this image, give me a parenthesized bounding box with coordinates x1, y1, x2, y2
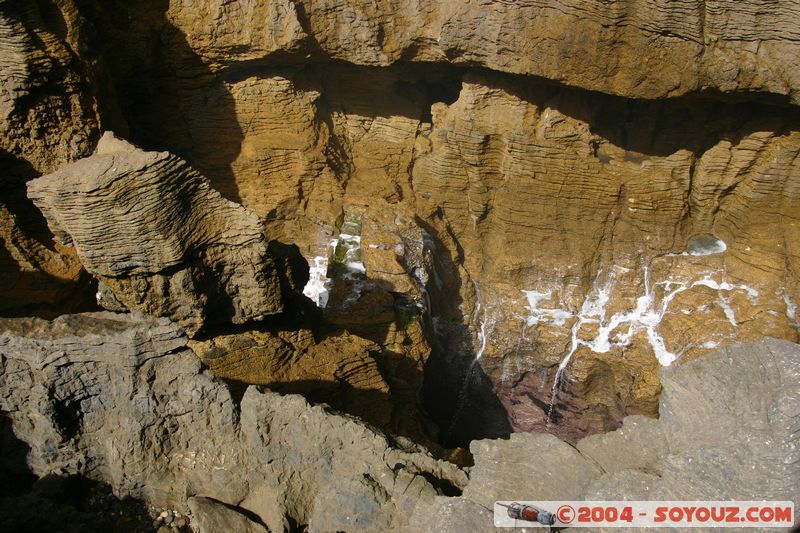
(1, 2, 800, 520)
(27, 133, 291, 336)
(71, 0, 800, 439)
(166, 0, 800, 104)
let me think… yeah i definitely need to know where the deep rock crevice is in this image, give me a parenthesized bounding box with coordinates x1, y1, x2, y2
(2, 1, 800, 529)
(8, 11, 800, 441)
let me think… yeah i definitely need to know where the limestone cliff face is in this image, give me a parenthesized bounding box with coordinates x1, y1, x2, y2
(166, 0, 800, 104)
(413, 74, 800, 439)
(2, 0, 800, 445)
(0, 0, 107, 316)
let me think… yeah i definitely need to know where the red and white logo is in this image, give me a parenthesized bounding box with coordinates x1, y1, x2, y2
(494, 501, 795, 528)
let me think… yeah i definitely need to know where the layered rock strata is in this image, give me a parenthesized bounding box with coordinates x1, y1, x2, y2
(27, 133, 293, 336)
(0, 312, 467, 532)
(415, 72, 800, 441)
(79, 2, 800, 437)
(3, 0, 800, 444)
(0, 0, 107, 315)
(166, 0, 800, 104)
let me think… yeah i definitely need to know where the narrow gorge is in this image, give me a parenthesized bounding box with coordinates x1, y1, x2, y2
(1, 0, 799, 531)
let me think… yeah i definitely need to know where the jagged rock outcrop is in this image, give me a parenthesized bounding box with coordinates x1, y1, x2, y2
(412, 338, 800, 531)
(361, 206, 434, 298)
(73, 4, 800, 438)
(183, 201, 440, 444)
(0, 312, 467, 532)
(27, 133, 294, 335)
(3, 0, 800, 445)
(188, 316, 442, 452)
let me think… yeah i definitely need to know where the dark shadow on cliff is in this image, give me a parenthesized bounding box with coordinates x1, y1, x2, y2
(308, 61, 461, 122)
(75, 0, 245, 203)
(416, 216, 513, 448)
(0, 151, 53, 250)
(474, 67, 800, 158)
(0, 243, 96, 319)
(222, 59, 800, 161)
(0, 150, 98, 318)
(0, 412, 35, 497)
(0, 412, 152, 532)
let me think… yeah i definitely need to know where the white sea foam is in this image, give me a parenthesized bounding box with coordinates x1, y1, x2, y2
(784, 291, 798, 325)
(687, 235, 727, 256)
(527, 266, 760, 377)
(303, 255, 331, 308)
(531, 252, 761, 423)
(345, 261, 366, 273)
(521, 290, 574, 327)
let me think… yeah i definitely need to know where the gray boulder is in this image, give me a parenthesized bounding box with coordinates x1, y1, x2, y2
(0, 312, 466, 532)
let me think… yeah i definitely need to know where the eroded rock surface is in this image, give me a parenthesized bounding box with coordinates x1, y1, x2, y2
(414, 72, 800, 440)
(166, 0, 800, 104)
(189, 328, 394, 429)
(0, 312, 467, 532)
(413, 338, 800, 531)
(3, 0, 800, 445)
(188, 292, 440, 449)
(0, 0, 106, 315)
(77, 20, 800, 439)
(27, 133, 292, 335)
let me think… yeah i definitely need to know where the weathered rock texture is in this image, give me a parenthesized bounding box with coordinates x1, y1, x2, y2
(189, 327, 402, 440)
(0, 312, 467, 532)
(5, 316, 792, 531)
(3, 0, 800, 444)
(166, 0, 800, 104)
(27, 133, 291, 335)
(65, 0, 800, 439)
(0, 0, 110, 315)
(412, 338, 800, 531)
(416, 72, 800, 441)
